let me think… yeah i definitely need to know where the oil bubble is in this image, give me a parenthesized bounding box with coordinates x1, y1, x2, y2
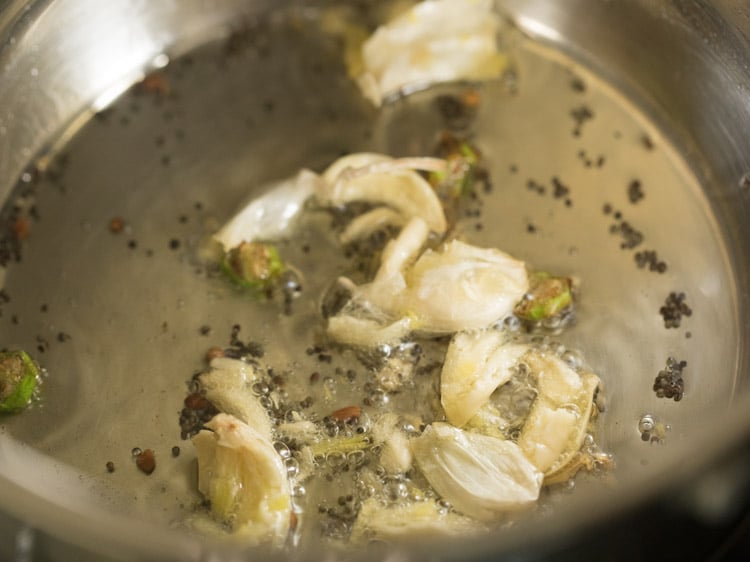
(326, 451, 346, 468)
(252, 381, 270, 395)
(562, 350, 582, 370)
(273, 441, 291, 458)
(285, 457, 300, 477)
(638, 414, 655, 433)
(502, 315, 522, 332)
(347, 450, 366, 467)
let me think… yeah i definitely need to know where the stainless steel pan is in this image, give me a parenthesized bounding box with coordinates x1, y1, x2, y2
(1, 1, 749, 560)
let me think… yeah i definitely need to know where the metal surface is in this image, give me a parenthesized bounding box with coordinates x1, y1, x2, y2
(0, 0, 749, 560)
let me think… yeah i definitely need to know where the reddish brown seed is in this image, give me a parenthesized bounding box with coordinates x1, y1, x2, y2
(461, 89, 481, 107)
(331, 405, 361, 422)
(205, 346, 224, 362)
(135, 449, 156, 475)
(109, 217, 125, 234)
(309, 372, 320, 384)
(12, 217, 29, 241)
(140, 73, 170, 96)
(184, 392, 209, 410)
(289, 511, 298, 532)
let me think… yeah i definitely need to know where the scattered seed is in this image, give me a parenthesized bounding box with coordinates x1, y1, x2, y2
(653, 357, 686, 401)
(628, 180, 644, 204)
(12, 217, 30, 241)
(205, 346, 224, 362)
(109, 217, 125, 234)
(331, 405, 361, 422)
(184, 392, 210, 410)
(135, 449, 156, 475)
(659, 292, 692, 329)
(139, 73, 170, 97)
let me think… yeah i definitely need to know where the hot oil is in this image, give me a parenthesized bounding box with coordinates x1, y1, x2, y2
(0, 8, 738, 542)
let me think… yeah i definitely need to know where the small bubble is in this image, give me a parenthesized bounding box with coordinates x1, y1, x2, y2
(252, 381, 270, 395)
(131, 447, 142, 457)
(638, 414, 655, 433)
(347, 450, 366, 467)
(386, 480, 408, 502)
(502, 315, 522, 332)
(285, 457, 300, 477)
(285, 410, 299, 422)
(376, 344, 392, 357)
(274, 441, 291, 458)
(326, 452, 346, 468)
(562, 350, 582, 370)
(368, 389, 389, 407)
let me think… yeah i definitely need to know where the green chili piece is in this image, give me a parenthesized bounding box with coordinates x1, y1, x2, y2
(514, 272, 573, 321)
(221, 242, 285, 292)
(0, 350, 39, 413)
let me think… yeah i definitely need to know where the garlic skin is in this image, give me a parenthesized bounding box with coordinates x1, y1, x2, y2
(213, 170, 319, 250)
(358, 0, 508, 105)
(192, 413, 291, 546)
(411, 423, 543, 521)
(340, 207, 407, 245)
(318, 154, 448, 236)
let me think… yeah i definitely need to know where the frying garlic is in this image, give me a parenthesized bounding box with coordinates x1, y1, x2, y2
(199, 357, 272, 439)
(411, 423, 543, 521)
(441, 332, 529, 427)
(192, 413, 291, 546)
(357, 0, 508, 105)
(350, 498, 480, 542)
(328, 217, 529, 346)
(317, 153, 448, 235)
(213, 170, 319, 250)
(516, 353, 600, 478)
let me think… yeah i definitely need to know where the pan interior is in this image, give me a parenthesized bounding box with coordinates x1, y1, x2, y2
(0, 4, 739, 553)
